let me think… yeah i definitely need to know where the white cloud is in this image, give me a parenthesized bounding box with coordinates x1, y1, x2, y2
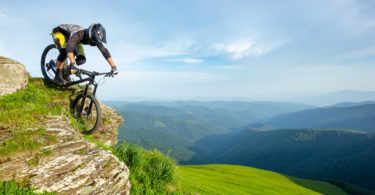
(167, 57, 203, 64)
(213, 38, 281, 60)
(112, 40, 195, 64)
(117, 70, 222, 82)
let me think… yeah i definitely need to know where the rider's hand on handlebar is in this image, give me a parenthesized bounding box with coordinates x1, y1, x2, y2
(108, 65, 118, 77)
(111, 66, 117, 73)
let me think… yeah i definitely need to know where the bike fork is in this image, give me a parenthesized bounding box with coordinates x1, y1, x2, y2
(87, 83, 98, 115)
(79, 83, 98, 117)
(78, 84, 90, 116)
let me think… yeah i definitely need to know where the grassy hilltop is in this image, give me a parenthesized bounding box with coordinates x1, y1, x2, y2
(178, 164, 348, 195)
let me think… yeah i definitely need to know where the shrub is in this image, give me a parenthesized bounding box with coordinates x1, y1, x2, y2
(144, 150, 176, 189)
(114, 142, 178, 194)
(115, 142, 144, 171)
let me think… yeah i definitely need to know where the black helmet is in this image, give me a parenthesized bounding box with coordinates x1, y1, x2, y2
(88, 23, 107, 44)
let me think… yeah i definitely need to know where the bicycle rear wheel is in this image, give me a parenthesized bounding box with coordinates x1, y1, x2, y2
(72, 93, 102, 134)
(41, 44, 59, 83)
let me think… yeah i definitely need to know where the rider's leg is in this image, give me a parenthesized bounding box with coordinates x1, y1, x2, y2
(54, 49, 67, 85)
(56, 59, 65, 69)
(52, 32, 68, 85)
(76, 44, 86, 66)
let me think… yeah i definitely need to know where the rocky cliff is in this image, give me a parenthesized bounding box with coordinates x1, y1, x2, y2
(0, 57, 130, 194)
(0, 56, 28, 96)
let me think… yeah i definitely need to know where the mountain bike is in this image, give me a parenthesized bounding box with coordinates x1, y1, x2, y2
(41, 44, 117, 134)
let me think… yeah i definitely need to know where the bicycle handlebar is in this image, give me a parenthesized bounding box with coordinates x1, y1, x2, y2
(76, 67, 118, 77)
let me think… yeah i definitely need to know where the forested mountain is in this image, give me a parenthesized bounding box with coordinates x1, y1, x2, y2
(109, 101, 310, 160)
(117, 110, 222, 161)
(187, 129, 375, 191)
(265, 103, 375, 131)
(108, 101, 311, 129)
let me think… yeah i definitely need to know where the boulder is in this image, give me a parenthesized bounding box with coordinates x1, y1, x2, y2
(0, 56, 28, 96)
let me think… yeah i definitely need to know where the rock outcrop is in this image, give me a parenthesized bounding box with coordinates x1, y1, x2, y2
(0, 57, 130, 194)
(0, 56, 28, 96)
(0, 116, 130, 194)
(92, 104, 124, 146)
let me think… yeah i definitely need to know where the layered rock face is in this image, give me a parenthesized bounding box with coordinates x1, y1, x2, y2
(0, 57, 130, 194)
(92, 104, 124, 146)
(0, 116, 130, 194)
(0, 56, 28, 96)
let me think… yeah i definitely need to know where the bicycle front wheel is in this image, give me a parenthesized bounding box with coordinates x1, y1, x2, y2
(41, 44, 59, 83)
(72, 93, 102, 134)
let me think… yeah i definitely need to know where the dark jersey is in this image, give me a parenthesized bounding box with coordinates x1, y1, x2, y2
(53, 24, 111, 59)
(66, 30, 111, 59)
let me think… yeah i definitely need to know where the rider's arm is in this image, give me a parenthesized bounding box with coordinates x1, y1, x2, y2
(66, 31, 85, 65)
(97, 42, 116, 68)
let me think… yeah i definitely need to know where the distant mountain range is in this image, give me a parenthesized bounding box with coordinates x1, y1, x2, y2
(109, 101, 310, 161)
(291, 90, 375, 106)
(263, 102, 375, 131)
(109, 100, 375, 191)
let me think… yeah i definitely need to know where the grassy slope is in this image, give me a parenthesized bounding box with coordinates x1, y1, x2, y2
(0, 78, 71, 161)
(178, 164, 348, 195)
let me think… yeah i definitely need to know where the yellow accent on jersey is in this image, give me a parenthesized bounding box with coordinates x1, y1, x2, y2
(53, 32, 66, 48)
(52, 32, 85, 56)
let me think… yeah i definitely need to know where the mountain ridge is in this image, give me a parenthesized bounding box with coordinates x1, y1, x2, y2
(265, 102, 375, 131)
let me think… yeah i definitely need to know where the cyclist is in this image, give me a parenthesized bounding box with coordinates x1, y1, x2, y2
(51, 23, 117, 85)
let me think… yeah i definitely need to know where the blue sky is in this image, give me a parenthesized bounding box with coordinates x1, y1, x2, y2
(1, 0, 375, 101)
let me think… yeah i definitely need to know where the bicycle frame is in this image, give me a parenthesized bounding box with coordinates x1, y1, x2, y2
(66, 74, 98, 117)
(66, 76, 98, 96)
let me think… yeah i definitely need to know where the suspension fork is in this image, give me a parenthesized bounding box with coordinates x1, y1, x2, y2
(88, 83, 98, 115)
(78, 83, 90, 116)
(78, 76, 98, 117)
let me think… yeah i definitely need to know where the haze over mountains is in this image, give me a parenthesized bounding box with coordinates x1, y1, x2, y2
(264, 102, 375, 131)
(289, 90, 375, 106)
(112, 89, 375, 107)
(108, 100, 375, 192)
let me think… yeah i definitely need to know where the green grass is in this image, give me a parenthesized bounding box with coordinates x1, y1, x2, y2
(0, 78, 92, 160)
(0, 78, 72, 161)
(178, 164, 348, 195)
(0, 127, 56, 163)
(0, 78, 70, 129)
(0, 180, 55, 195)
